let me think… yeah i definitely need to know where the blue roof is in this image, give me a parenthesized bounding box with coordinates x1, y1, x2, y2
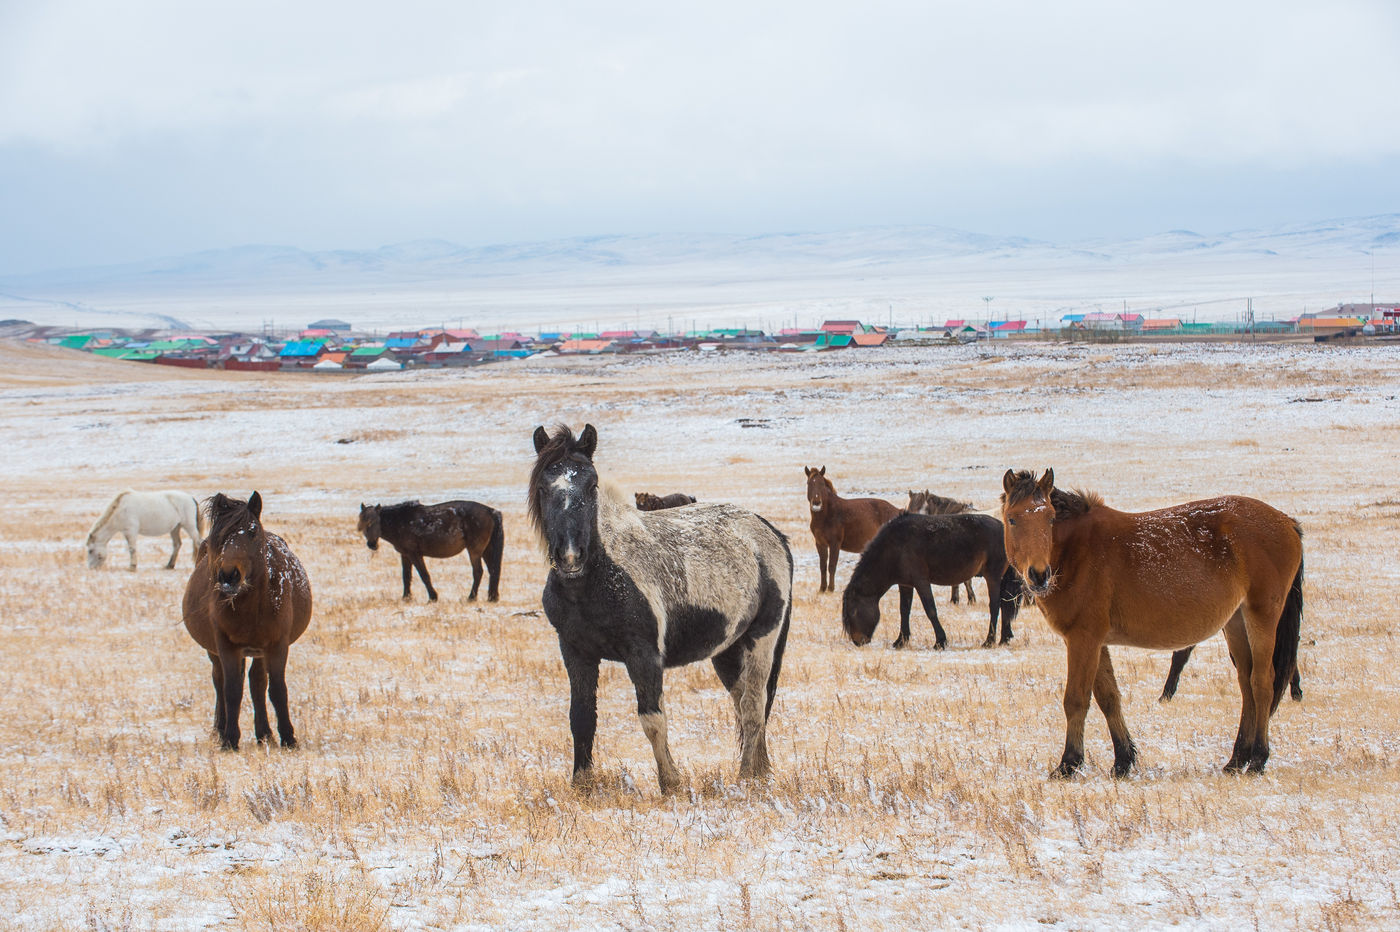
(385, 337, 418, 349)
(279, 340, 324, 357)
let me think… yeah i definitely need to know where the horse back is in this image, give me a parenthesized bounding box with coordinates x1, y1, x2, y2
(864, 512, 1005, 587)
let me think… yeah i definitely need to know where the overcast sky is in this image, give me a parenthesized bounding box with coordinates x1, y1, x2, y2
(2, 0, 1398, 275)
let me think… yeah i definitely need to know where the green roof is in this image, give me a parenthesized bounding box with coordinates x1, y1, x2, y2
(350, 345, 388, 356)
(59, 335, 95, 349)
(92, 347, 131, 358)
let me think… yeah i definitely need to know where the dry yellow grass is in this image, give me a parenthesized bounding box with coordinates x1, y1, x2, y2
(1, 339, 1398, 930)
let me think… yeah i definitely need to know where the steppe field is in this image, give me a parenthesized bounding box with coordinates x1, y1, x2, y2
(2, 337, 1399, 931)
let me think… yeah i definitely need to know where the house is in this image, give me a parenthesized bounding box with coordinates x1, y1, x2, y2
(811, 333, 853, 350)
(557, 339, 616, 354)
(307, 318, 353, 332)
(1142, 318, 1182, 333)
(820, 320, 863, 335)
(365, 356, 402, 371)
(279, 340, 327, 367)
(344, 344, 391, 368)
(989, 321, 1028, 339)
(851, 331, 890, 347)
(421, 342, 476, 366)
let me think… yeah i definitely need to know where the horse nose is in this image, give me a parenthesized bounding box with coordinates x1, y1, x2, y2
(218, 568, 242, 592)
(366, 540, 378, 551)
(1027, 567, 1049, 590)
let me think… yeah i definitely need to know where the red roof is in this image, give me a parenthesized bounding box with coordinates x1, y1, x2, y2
(820, 320, 862, 334)
(944, 319, 965, 328)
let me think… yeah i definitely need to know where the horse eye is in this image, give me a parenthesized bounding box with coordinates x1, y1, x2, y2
(1008, 518, 1017, 526)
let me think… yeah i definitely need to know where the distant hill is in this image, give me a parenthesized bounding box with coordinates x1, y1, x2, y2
(1, 216, 1394, 332)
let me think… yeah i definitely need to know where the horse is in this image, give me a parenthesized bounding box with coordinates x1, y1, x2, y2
(86, 489, 203, 570)
(181, 492, 313, 750)
(357, 500, 503, 602)
(1159, 643, 1303, 703)
(842, 513, 1022, 650)
(531, 424, 793, 795)
(634, 491, 697, 510)
(804, 466, 901, 592)
(906, 489, 979, 604)
(1001, 469, 1303, 777)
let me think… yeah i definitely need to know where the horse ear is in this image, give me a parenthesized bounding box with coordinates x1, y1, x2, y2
(532, 426, 549, 454)
(1037, 469, 1055, 496)
(819, 465, 826, 476)
(1002, 469, 1018, 494)
(804, 466, 812, 477)
(248, 491, 263, 520)
(577, 424, 598, 460)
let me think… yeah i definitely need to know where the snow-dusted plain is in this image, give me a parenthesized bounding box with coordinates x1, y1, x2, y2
(0, 338, 1398, 930)
(1, 216, 1395, 334)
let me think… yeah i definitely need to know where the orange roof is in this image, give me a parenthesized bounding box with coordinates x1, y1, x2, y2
(321, 352, 348, 364)
(1298, 317, 1363, 329)
(851, 332, 889, 346)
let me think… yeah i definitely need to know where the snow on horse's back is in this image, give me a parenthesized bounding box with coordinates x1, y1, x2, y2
(86, 489, 203, 570)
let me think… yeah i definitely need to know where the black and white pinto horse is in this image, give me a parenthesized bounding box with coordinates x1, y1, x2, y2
(530, 424, 794, 795)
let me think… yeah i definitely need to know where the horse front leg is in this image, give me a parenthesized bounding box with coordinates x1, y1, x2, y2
(626, 652, 683, 795)
(561, 643, 600, 789)
(1159, 646, 1195, 702)
(248, 659, 272, 744)
(215, 642, 246, 750)
(814, 537, 829, 592)
(893, 585, 913, 649)
(414, 556, 438, 602)
(825, 539, 841, 594)
(965, 580, 977, 604)
(207, 653, 226, 734)
(981, 572, 1000, 648)
(264, 643, 297, 748)
(167, 529, 181, 569)
(1092, 647, 1137, 777)
(914, 582, 946, 650)
(125, 532, 138, 571)
(400, 552, 414, 600)
(1054, 634, 1102, 778)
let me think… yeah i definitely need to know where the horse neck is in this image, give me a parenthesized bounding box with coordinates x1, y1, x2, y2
(377, 506, 417, 545)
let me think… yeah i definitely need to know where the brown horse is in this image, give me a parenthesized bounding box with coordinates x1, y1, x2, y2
(906, 489, 978, 604)
(1001, 469, 1303, 778)
(634, 491, 697, 510)
(358, 500, 503, 602)
(182, 492, 313, 750)
(805, 466, 901, 592)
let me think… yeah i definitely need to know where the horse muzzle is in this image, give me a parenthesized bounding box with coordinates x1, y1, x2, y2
(810, 502, 822, 512)
(365, 540, 378, 551)
(1024, 566, 1054, 596)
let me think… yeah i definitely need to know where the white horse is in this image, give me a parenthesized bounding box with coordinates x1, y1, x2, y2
(86, 490, 204, 570)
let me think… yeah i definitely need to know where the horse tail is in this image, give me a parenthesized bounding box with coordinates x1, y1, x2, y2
(764, 525, 795, 720)
(192, 495, 208, 543)
(484, 507, 505, 577)
(998, 564, 1023, 625)
(88, 490, 131, 541)
(1270, 542, 1304, 715)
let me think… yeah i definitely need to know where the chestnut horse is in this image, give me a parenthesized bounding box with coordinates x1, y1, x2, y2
(182, 492, 313, 750)
(906, 489, 978, 604)
(804, 466, 900, 592)
(1001, 469, 1303, 778)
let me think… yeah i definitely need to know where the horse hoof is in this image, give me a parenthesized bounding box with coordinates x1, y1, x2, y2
(892, 638, 908, 650)
(281, 737, 298, 750)
(488, 595, 500, 603)
(981, 638, 995, 649)
(428, 594, 439, 603)
(934, 640, 947, 651)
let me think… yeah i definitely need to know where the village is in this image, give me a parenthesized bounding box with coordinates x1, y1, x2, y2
(6, 303, 1397, 372)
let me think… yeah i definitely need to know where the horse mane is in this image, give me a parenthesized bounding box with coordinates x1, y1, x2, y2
(204, 493, 258, 547)
(528, 424, 590, 537)
(379, 501, 421, 520)
(88, 489, 132, 540)
(908, 490, 973, 515)
(1000, 470, 1103, 519)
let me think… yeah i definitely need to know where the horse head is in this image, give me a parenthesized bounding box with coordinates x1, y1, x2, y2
(803, 465, 830, 514)
(357, 504, 381, 550)
(530, 424, 599, 579)
(840, 586, 880, 646)
(85, 533, 105, 568)
(205, 491, 267, 601)
(1001, 468, 1057, 596)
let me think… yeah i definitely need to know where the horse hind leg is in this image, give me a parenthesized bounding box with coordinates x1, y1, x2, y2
(467, 552, 483, 601)
(965, 580, 976, 604)
(248, 659, 272, 744)
(1220, 611, 1258, 773)
(166, 529, 181, 569)
(414, 556, 438, 602)
(1092, 647, 1138, 777)
(712, 637, 778, 781)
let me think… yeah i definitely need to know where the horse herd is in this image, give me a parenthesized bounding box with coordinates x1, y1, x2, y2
(84, 424, 1306, 791)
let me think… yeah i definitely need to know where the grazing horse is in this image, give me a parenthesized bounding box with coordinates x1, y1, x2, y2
(1159, 643, 1303, 703)
(1001, 469, 1303, 777)
(842, 513, 1022, 650)
(182, 492, 313, 750)
(87, 490, 203, 570)
(804, 466, 901, 592)
(634, 491, 697, 510)
(531, 424, 793, 795)
(358, 500, 503, 602)
(906, 489, 978, 604)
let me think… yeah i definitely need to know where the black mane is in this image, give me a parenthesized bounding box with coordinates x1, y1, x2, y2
(528, 424, 592, 535)
(379, 500, 422, 520)
(205, 493, 258, 547)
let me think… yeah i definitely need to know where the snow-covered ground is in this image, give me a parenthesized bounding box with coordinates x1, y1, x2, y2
(0, 339, 1397, 929)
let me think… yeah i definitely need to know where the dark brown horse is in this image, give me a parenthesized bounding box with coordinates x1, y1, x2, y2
(634, 491, 696, 510)
(842, 513, 1022, 650)
(1159, 643, 1303, 703)
(182, 492, 313, 750)
(1001, 469, 1303, 778)
(906, 489, 978, 604)
(358, 500, 503, 602)
(804, 466, 901, 592)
